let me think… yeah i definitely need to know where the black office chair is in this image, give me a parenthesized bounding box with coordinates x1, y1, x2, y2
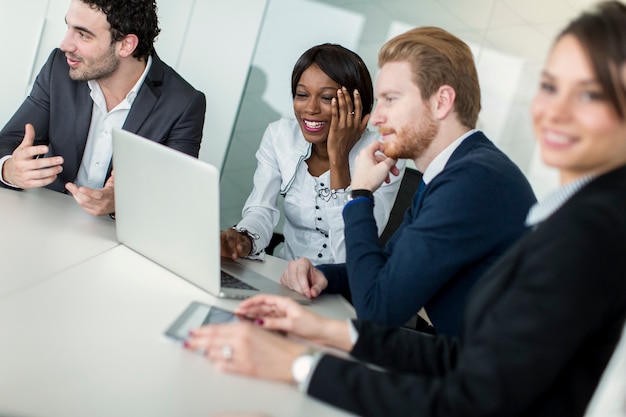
(379, 168, 423, 247)
(265, 232, 285, 256)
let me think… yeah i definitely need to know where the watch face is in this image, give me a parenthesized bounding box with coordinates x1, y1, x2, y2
(292, 354, 315, 384)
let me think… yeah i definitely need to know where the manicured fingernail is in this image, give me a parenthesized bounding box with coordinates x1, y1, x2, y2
(255, 319, 264, 326)
(183, 341, 190, 348)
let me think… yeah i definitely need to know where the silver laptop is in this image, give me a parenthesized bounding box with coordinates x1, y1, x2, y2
(112, 128, 310, 304)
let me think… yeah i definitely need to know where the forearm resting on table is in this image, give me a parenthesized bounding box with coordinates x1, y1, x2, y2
(317, 318, 354, 352)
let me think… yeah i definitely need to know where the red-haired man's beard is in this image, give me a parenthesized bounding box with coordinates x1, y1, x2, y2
(379, 111, 438, 160)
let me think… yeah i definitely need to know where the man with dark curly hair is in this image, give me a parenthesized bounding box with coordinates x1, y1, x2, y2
(0, 0, 206, 216)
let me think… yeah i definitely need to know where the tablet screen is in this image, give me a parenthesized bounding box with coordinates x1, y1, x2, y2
(164, 301, 240, 342)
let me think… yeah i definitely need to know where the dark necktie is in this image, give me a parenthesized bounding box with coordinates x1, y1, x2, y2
(413, 179, 426, 205)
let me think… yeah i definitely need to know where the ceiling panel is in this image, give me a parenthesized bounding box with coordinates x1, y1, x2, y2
(483, 24, 552, 64)
(375, 0, 472, 31)
(438, 0, 497, 30)
(487, 1, 527, 28)
(502, 0, 581, 23)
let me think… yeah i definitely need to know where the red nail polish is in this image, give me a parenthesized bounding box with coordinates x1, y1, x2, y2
(255, 318, 264, 326)
(183, 341, 190, 348)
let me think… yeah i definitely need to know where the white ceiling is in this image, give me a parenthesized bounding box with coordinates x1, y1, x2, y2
(313, 0, 598, 67)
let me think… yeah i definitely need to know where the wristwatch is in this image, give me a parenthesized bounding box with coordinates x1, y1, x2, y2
(345, 189, 374, 206)
(291, 352, 317, 391)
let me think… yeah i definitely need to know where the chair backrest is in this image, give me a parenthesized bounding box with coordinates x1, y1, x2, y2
(265, 232, 285, 256)
(379, 168, 423, 247)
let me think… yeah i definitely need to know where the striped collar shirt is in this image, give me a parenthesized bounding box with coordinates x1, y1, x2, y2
(525, 175, 595, 227)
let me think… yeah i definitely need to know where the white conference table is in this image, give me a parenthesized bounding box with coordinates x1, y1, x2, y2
(0, 187, 356, 417)
(0, 187, 118, 299)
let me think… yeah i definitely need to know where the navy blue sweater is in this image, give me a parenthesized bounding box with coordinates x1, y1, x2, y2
(318, 132, 537, 336)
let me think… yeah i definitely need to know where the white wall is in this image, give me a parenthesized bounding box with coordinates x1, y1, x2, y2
(0, 0, 50, 124)
(0, 0, 267, 170)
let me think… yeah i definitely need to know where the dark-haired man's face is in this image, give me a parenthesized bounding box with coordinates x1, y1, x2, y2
(60, 0, 120, 81)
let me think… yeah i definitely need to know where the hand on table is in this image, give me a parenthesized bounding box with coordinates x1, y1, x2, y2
(185, 320, 307, 383)
(220, 228, 253, 260)
(280, 257, 328, 299)
(185, 294, 353, 381)
(235, 294, 353, 351)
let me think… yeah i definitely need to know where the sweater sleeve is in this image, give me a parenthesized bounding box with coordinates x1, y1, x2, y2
(325, 145, 406, 263)
(307, 321, 459, 417)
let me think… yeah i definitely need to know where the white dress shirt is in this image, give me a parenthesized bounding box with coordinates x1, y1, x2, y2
(75, 56, 152, 188)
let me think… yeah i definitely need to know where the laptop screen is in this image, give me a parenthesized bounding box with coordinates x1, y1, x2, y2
(112, 128, 222, 295)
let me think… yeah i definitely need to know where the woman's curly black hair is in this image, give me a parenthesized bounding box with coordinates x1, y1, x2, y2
(83, 0, 160, 60)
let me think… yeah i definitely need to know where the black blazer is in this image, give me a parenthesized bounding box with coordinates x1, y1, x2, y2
(0, 48, 206, 192)
(307, 165, 626, 417)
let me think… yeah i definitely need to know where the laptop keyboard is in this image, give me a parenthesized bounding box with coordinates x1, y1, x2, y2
(220, 270, 259, 291)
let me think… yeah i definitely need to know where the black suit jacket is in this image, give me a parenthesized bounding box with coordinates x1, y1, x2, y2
(0, 48, 206, 192)
(307, 166, 626, 417)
